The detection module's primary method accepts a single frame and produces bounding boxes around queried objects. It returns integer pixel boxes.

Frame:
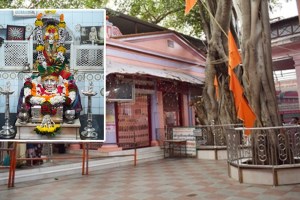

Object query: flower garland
[44,25,59,41]
[34,115,61,137]
[34,124,61,137]
[23,78,78,116]
[34,12,66,75]
[25,12,78,120]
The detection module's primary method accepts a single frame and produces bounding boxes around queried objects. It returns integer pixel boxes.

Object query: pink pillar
[151,91,164,146]
[157,91,164,128]
[181,94,189,126]
[295,63,300,105]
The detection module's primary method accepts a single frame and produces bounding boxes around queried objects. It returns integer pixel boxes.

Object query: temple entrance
[117,94,151,149]
[163,92,181,127]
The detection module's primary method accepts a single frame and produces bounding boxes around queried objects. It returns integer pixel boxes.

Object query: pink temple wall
[122,35,205,64]
[107,39,205,80]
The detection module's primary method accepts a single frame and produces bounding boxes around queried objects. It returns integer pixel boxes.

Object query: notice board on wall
[172,127,196,156]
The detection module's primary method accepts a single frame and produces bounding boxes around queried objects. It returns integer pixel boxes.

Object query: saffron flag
[228,31,241,69]
[237,98,256,136]
[228,30,256,134]
[185,0,197,15]
[214,75,219,100]
[228,68,243,110]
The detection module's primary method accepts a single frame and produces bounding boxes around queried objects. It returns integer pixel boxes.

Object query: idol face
[48,34,54,44]
[42,75,58,92]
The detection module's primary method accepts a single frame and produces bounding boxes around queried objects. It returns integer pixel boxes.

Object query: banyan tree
[190,0,289,165]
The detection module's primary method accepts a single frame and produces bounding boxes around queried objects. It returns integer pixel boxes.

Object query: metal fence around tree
[194,123,243,147]
[227,125,300,166]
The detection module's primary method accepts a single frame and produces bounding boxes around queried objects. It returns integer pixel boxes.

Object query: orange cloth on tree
[237,98,256,136]
[228,68,244,111]
[228,30,256,134]
[214,75,219,100]
[228,31,242,69]
[185,0,197,15]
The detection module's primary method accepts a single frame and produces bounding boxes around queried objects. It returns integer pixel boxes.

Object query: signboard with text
[172,127,196,156]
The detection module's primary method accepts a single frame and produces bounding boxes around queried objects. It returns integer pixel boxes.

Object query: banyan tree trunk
[193,0,286,164]
[194,0,237,127]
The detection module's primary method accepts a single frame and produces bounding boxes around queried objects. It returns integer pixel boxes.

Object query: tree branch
[153,7,184,24]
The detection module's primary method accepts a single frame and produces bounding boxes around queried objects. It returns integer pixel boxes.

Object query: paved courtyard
[1,158,300,200]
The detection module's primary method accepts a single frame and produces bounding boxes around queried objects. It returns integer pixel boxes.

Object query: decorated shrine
[23,13,81,119]
[0,9,105,142]
[0,9,106,142]
[14,12,83,139]
[0,9,104,177]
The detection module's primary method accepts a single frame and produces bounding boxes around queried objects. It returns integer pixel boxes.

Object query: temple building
[104,14,206,151]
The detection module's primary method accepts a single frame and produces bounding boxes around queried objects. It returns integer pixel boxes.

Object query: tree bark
[195,0,280,126]
[234,0,280,127]
[194,0,235,126]
[193,1,282,160]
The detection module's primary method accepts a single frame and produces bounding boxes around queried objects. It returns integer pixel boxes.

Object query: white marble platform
[15,118,81,140]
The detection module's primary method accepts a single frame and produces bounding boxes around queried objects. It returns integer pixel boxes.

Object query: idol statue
[17,12,82,122]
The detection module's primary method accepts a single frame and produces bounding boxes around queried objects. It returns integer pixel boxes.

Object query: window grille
[75,47,104,70]
[0,32,104,71]
[3,42,29,69]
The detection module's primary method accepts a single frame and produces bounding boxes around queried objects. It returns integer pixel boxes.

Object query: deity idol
[89,26,98,42]
[17,12,82,122]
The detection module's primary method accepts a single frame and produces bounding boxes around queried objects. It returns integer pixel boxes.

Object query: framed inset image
[80,26,104,45]
[13,10,36,17]
[6,25,26,40]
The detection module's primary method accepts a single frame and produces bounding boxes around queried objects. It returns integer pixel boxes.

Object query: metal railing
[227,125,300,166]
[156,124,243,149]
[271,17,300,39]
[194,123,242,147]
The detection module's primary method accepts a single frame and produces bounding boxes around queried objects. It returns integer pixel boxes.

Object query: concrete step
[0,147,164,185]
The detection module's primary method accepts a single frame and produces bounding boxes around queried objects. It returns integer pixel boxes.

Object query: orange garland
[44,95,55,101]
[30,82,69,101]
[31,83,37,96]
[64,82,69,96]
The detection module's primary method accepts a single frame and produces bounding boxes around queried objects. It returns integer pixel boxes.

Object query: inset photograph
[0,9,105,141]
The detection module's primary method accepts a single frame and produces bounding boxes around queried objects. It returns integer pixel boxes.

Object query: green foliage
[4,0,109,9]
[109,0,285,38]
[110,0,203,37]
[0,0,284,38]
[0,0,12,8]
